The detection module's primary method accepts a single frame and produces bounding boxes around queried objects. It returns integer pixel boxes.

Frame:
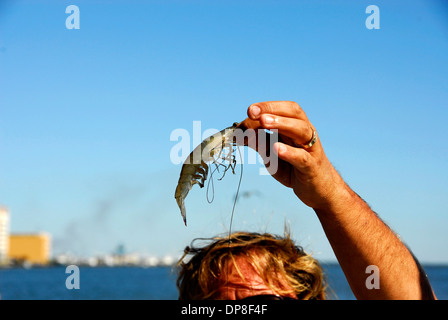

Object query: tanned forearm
[314,179,435,300]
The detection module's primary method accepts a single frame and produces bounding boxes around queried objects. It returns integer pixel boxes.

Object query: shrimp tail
[177,196,187,226]
[175,161,209,226]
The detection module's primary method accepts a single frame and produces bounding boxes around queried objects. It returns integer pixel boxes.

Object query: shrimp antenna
[206,144,236,203]
[206,163,217,204]
[205,146,224,204]
[205,154,229,204]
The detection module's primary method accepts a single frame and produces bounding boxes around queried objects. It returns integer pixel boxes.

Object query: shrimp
[174,122,240,226]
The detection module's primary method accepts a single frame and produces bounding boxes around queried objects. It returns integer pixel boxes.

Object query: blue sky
[1,0,447,263]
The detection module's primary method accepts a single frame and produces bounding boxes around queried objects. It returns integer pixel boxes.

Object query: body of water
[0,264,446,300]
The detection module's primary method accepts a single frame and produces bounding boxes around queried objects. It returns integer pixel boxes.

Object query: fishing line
[226,144,243,299]
[202,139,244,298]
[228,145,243,243]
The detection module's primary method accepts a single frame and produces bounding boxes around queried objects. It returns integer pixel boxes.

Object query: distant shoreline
[1,261,447,270]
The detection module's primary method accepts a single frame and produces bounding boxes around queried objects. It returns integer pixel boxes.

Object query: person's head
[176,231,326,300]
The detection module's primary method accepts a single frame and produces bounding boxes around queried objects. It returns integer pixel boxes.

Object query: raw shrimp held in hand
[174,122,242,226]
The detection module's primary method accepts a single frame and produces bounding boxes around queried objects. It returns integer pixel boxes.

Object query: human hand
[238,101,347,210]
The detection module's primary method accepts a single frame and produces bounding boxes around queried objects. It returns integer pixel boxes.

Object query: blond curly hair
[177,231,326,300]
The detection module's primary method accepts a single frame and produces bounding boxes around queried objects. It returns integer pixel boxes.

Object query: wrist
[312,168,362,218]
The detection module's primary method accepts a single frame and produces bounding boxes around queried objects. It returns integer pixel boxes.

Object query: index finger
[247,101,310,122]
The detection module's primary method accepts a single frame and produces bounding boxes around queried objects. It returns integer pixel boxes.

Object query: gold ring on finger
[302,128,317,149]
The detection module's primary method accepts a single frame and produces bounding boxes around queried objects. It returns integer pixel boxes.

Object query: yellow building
[8,233,51,265]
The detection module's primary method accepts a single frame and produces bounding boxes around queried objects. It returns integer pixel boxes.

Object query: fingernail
[264,115,274,124]
[250,105,261,118]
